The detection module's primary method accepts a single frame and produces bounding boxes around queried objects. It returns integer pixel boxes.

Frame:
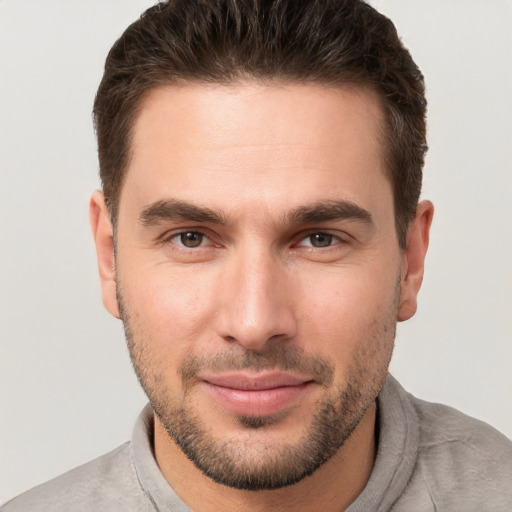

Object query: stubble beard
[117,283,398,491]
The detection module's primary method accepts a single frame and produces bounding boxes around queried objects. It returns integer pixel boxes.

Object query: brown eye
[308,233,334,247]
[178,232,204,248]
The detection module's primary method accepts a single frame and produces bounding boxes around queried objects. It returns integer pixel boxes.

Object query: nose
[215,246,297,351]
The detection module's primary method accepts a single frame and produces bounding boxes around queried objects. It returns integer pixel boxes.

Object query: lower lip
[203,382,311,417]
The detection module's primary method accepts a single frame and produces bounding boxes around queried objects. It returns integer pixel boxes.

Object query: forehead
[121,82,390,222]
[131,82,385,160]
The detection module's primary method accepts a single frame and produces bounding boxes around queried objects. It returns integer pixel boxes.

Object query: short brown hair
[93,0,427,248]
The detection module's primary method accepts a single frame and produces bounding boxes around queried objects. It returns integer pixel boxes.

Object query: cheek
[297,268,398,359]
[118,263,219,355]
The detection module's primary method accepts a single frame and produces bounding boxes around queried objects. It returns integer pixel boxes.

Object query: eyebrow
[139,199,226,226]
[288,200,373,226]
[139,198,372,228]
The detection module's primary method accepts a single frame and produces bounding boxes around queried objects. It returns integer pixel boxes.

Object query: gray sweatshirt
[3,375,511,511]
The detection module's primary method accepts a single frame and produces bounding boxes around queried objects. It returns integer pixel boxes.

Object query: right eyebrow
[139,199,226,226]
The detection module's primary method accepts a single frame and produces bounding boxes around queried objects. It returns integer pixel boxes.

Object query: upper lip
[202,372,312,391]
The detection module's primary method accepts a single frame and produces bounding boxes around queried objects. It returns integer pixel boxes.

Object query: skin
[90,83,433,511]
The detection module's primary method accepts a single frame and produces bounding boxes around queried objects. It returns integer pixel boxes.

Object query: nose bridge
[217,241,296,349]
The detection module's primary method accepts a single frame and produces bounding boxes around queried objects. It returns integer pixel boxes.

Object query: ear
[398,200,434,322]
[89,190,120,319]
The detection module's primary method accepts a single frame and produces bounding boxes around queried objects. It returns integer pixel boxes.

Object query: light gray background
[1,0,511,504]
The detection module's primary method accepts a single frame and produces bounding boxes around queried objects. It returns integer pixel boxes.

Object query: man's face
[94,83,422,490]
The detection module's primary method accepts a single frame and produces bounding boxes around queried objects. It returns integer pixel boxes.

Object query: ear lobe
[89,190,120,319]
[398,200,434,322]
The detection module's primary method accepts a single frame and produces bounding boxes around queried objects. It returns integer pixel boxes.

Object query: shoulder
[412,394,512,465]
[408,393,512,509]
[1,442,155,512]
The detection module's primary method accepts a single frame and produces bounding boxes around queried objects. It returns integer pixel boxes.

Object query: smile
[200,372,314,417]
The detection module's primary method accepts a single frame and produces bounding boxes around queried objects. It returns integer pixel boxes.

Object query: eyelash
[295,232,345,249]
[161,229,348,251]
[162,230,215,249]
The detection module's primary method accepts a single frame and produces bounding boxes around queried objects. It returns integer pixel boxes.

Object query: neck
[154,403,377,512]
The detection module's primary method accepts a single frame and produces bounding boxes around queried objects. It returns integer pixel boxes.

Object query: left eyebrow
[288,200,373,225]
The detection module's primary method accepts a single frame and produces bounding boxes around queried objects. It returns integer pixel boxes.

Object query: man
[2,0,511,510]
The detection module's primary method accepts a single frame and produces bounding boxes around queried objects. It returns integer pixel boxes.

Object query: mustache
[179,345,335,388]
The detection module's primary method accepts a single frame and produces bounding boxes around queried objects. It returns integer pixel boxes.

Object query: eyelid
[173,231,207,248]
[160,228,216,248]
[294,230,349,248]
[157,227,351,251]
